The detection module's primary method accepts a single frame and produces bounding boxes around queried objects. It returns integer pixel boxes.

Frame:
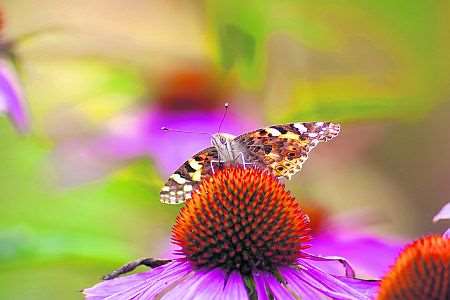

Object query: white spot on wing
[191,169,202,181]
[170,173,187,184]
[294,123,307,133]
[266,127,281,136]
[188,159,202,170]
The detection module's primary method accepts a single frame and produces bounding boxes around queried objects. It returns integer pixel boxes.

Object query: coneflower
[377,235,450,300]
[84,167,378,299]
[377,202,450,300]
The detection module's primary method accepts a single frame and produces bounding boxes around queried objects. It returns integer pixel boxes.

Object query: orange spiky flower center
[172,167,311,274]
[377,235,450,300]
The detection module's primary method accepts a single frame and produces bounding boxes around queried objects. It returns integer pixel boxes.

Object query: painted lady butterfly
[160,122,340,204]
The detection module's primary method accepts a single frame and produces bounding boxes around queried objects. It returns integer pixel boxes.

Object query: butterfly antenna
[217,102,229,133]
[160,127,210,135]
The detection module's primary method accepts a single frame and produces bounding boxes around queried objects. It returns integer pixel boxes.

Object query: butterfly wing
[160,147,219,204]
[235,122,340,179]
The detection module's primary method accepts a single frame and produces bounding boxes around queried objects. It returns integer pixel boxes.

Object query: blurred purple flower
[53,105,259,185]
[95,105,258,177]
[0,58,28,132]
[84,167,378,300]
[53,66,259,184]
[302,205,404,278]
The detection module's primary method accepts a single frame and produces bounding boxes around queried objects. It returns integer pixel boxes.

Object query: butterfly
[160,122,340,204]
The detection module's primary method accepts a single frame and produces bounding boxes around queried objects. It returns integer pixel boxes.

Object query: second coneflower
[376,202,450,300]
[84,167,378,299]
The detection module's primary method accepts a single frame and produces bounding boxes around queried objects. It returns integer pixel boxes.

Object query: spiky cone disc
[377,235,450,300]
[172,166,311,275]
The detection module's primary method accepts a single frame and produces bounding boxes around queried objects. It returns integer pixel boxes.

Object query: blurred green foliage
[0,119,178,299]
[208,0,448,122]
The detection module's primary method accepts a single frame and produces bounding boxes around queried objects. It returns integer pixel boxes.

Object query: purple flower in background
[0,57,28,132]
[53,66,259,184]
[84,167,378,299]
[90,105,258,177]
[302,205,404,278]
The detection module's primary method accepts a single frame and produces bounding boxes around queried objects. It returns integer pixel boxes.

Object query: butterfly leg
[210,160,226,173]
[102,258,171,280]
[234,152,254,169]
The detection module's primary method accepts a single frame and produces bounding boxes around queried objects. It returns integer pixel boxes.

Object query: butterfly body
[160,122,340,204]
[211,133,238,163]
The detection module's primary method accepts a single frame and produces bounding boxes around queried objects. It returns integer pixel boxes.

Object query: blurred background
[0,1,449,299]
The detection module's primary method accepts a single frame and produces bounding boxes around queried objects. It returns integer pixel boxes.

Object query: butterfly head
[211,133,236,160]
[211,133,234,148]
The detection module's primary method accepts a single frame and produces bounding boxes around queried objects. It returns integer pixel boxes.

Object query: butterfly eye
[219,136,227,144]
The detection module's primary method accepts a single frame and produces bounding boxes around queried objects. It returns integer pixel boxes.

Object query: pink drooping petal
[334,276,379,297]
[297,260,379,300]
[282,266,361,300]
[307,234,402,278]
[433,202,450,223]
[302,253,356,278]
[0,59,28,132]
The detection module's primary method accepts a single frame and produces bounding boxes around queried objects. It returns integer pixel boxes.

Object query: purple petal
[433,202,450,223]
[84,268,166,298]
[83,261,191,300]
[160,268,226,300]
[281,266,361,300]
[262,272,296,300]
[0,59,28,132]
[219,271,248,300]
[280,267,327,299]
[252,271,269,300]
[443,229,450,239]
